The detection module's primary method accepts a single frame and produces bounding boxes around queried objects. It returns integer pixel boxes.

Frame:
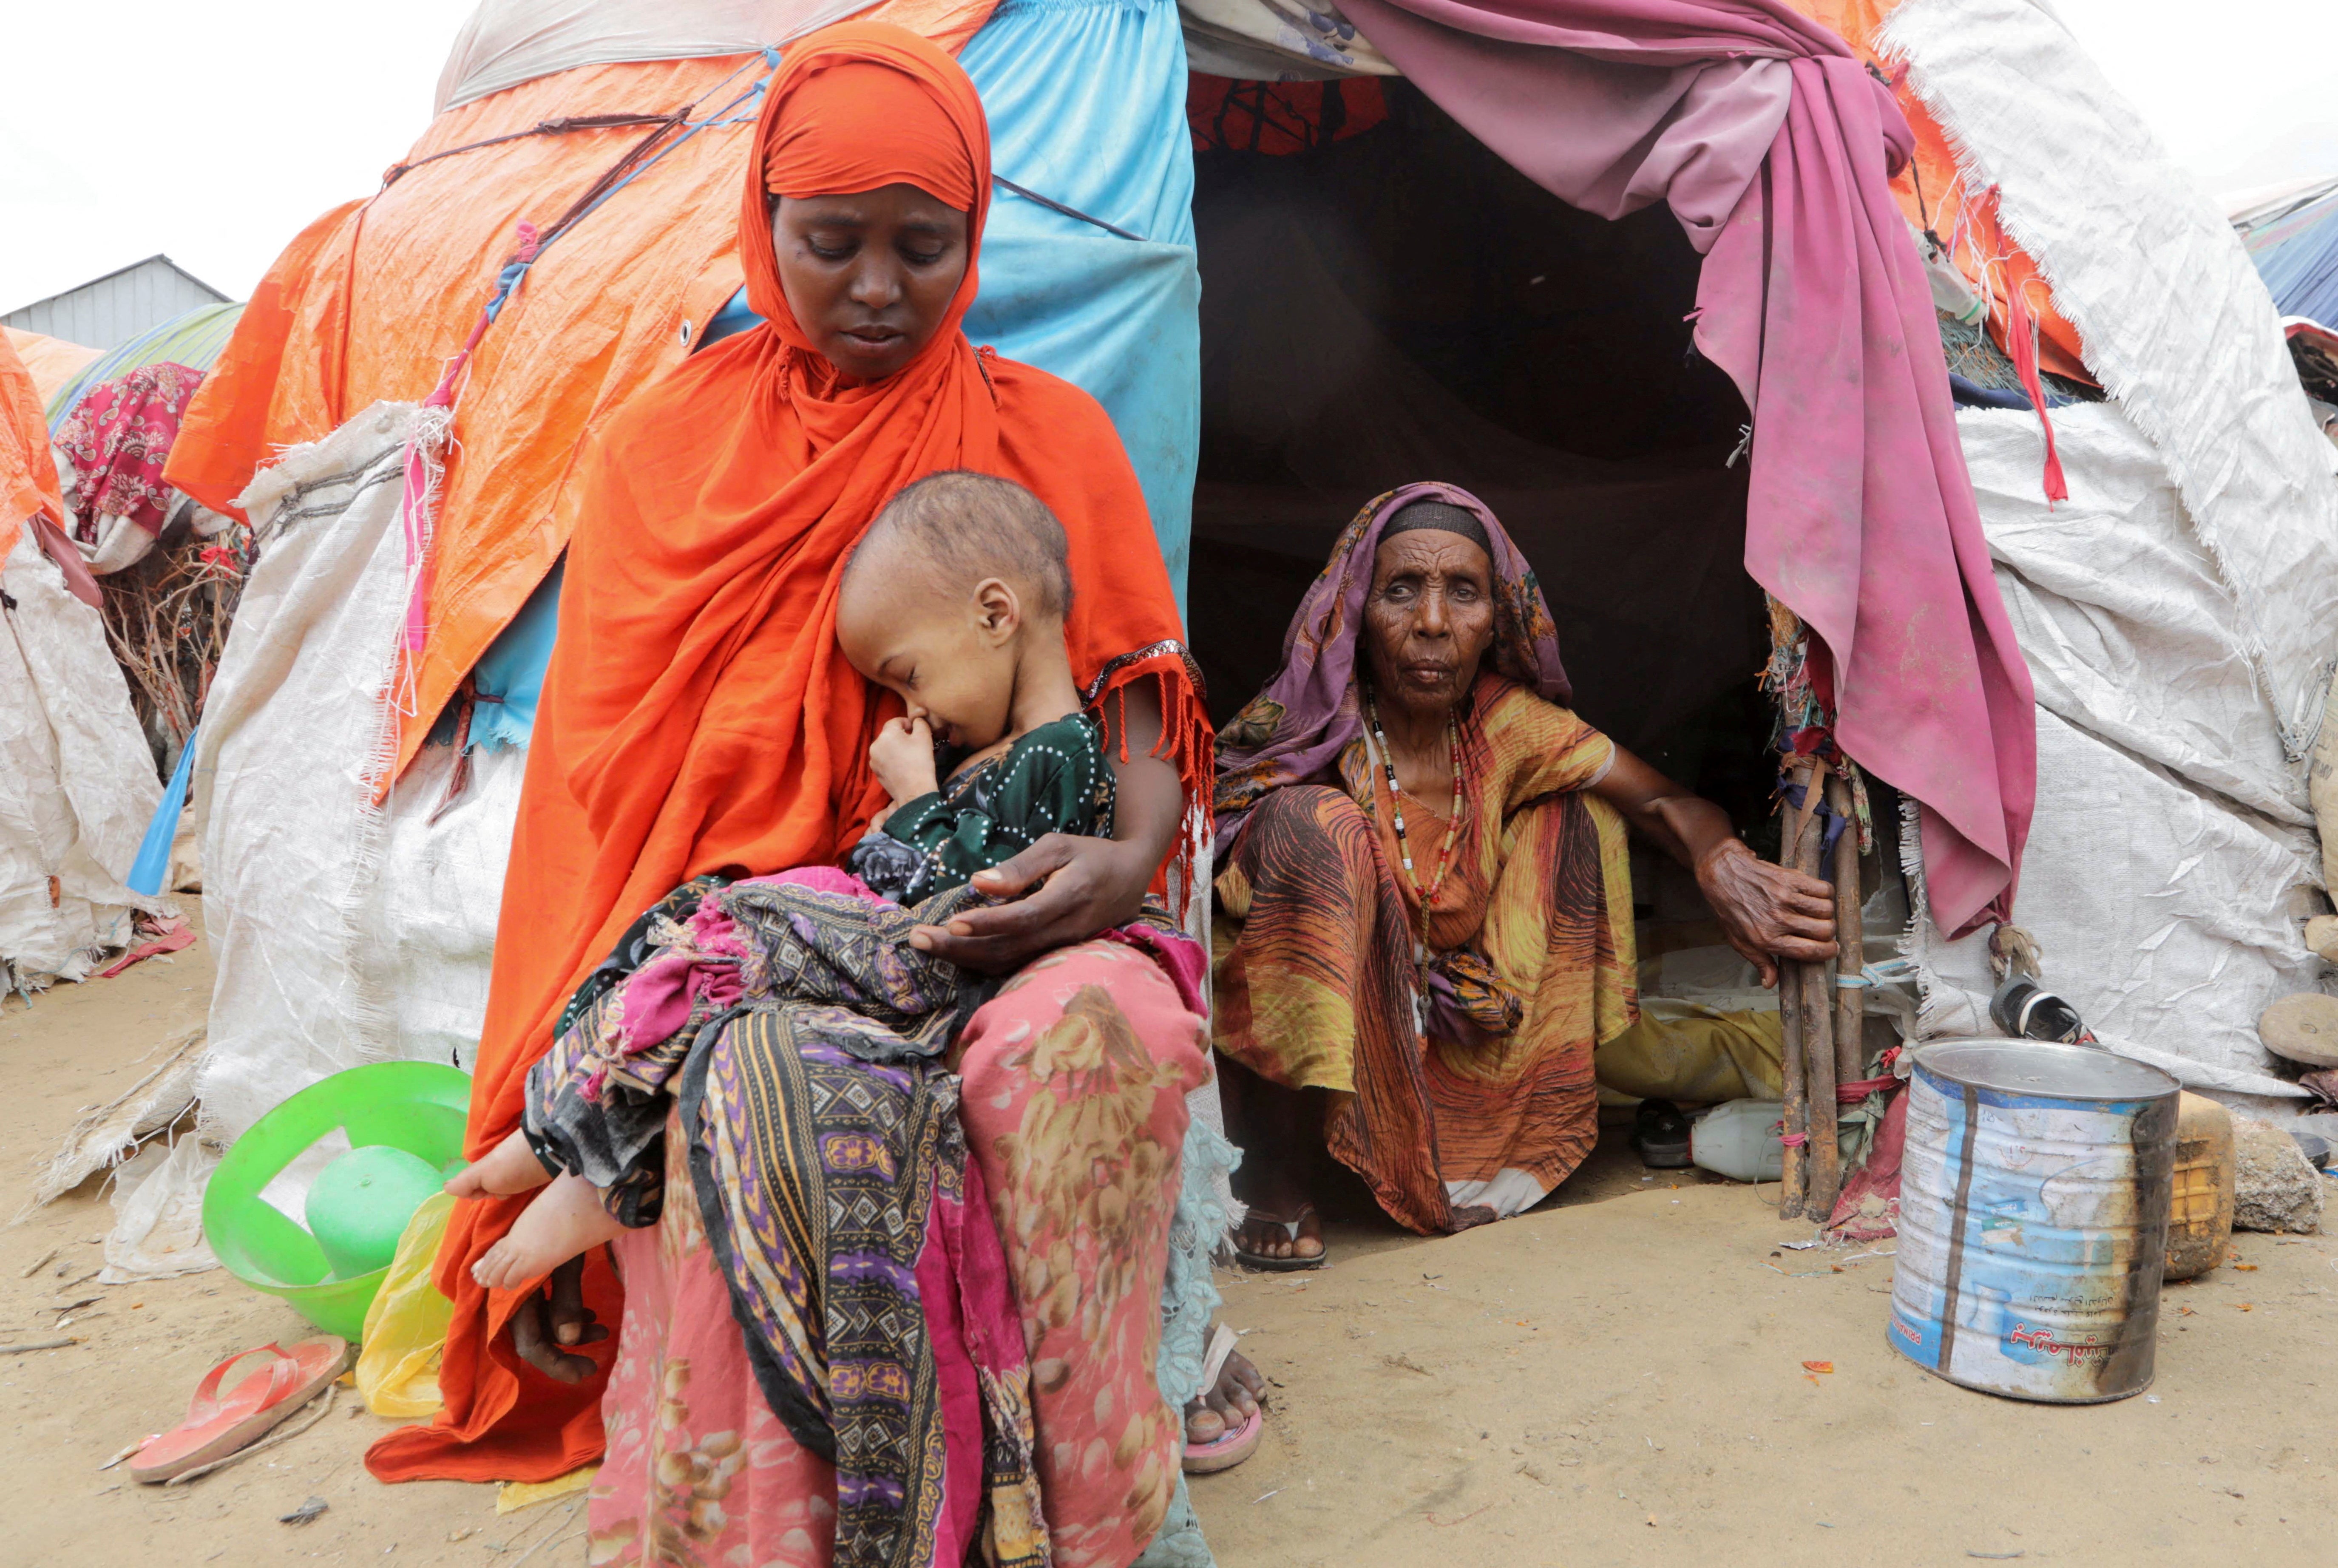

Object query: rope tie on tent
[1978,185,2068,506]
[991,176,1143,241]
[388,52,781,715]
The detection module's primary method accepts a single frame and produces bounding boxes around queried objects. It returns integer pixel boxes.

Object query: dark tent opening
[1186,78,1781,851]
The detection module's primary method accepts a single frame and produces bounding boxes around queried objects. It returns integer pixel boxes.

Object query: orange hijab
[369,21,1205,1484]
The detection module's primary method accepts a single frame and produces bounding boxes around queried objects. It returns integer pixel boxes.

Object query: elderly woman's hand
[1695,839,1837,987]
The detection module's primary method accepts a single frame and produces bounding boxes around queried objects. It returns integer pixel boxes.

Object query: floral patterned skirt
[588,938,1212,1568]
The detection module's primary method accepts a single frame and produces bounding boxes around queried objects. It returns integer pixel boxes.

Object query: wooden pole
[1776,759,1810,1219]
[1828,770,1867,1084]
[1794,760,1841,1222]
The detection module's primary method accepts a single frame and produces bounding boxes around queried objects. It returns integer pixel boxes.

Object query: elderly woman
[369,26,1255,1565]
[1212,484,1835,1264]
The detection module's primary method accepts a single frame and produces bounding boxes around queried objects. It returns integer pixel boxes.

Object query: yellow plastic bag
[356,1191,455,1418]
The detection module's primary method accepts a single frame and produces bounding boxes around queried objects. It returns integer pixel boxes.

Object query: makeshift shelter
[131,0,2338,1287]
[4,327,99,405]
[0,331,165,994]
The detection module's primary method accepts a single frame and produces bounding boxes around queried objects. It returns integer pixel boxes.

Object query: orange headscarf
[368,21,1206,1485]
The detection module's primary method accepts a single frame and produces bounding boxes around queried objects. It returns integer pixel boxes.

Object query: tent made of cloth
[0,331,166,991]
[1188,0,2092,388]
[44,304,244,431]
[5,329,100,408]
[164,0,1199,788]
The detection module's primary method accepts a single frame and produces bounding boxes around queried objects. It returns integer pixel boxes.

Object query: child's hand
[870,716,940,805]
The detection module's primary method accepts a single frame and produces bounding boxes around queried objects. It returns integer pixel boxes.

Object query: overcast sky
[2,0,2333,315]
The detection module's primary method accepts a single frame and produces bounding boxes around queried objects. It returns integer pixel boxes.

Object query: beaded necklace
[1362,685,1465,1026]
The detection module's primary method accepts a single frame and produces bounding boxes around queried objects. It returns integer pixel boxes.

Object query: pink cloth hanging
[1335,0,2034,935]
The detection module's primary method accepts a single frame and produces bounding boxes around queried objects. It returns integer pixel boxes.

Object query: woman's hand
[909,832,1155,974]
[1695,838,1837,987]
[1591,741,1835,987]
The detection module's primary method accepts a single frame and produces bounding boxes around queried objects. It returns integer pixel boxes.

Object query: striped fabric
[45,303,244,431]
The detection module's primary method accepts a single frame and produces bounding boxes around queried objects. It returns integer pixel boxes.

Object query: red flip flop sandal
[1183,1324,1264,1475]
[129,1335,350,1484]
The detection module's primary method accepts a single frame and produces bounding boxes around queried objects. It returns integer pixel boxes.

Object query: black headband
[1381,499,1492,556]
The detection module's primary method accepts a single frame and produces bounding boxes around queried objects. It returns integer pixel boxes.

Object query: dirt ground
[7,928,2338,1566]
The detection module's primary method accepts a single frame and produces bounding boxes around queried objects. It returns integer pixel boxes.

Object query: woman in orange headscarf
[369,24,1215,1565]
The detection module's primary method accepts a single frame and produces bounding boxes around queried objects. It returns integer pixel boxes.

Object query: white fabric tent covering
[110,404,526,1277]
[1879,0,2338,1105]
[434,0,867,111]
[0,530,164,992]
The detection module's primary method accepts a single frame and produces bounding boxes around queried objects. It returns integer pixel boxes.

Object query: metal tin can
[1887,1039,2179,1403]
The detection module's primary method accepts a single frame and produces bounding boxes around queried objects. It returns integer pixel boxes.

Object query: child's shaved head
[846,470,1073,618]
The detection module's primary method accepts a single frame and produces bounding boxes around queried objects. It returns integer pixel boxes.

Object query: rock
[2307,915,2338,963]
[2257,992,2338,1068]
[2230,1116,2324,1234]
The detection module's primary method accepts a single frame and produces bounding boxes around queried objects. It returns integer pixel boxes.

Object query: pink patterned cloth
[1333,0,2035,936]
[591,938,1210,1568]
[54,362,202,539]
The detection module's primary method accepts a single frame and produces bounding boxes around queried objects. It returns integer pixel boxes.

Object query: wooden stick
[1828,770,1867,1083]
[1794,761,1841,1222]
[1776,762,1810,1219]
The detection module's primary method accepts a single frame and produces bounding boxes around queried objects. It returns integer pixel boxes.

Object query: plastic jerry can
[2162,1091,2234,1282]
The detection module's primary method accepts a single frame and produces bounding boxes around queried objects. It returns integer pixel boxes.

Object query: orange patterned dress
[1211,672,1637,1233]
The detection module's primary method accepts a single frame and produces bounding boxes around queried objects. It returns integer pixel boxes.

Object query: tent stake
[1828,769,1866,1083]
[1792,757,1841,1222]
[1776,761,1810,1219]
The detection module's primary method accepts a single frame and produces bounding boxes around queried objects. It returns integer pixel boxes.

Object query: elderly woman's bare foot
[445,1128,556,1200]
[471,1173,626,1290]
[1233,1203,1324,1268]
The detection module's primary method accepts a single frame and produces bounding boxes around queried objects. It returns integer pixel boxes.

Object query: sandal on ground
[129,1335,350,1484]
[1183,1323,1264,1475]
[1632,1098,1693,1168]
[1233,1203,1326,1272]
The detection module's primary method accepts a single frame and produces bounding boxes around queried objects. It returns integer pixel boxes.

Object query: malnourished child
[448,469,1117,1284]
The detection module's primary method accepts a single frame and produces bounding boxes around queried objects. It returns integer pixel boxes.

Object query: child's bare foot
[471,1174,627,1291]
[445,1129,555,1200]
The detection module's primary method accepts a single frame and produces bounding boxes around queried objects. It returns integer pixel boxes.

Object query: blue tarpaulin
[456,0,1200,748]
[2239,179,2338,331]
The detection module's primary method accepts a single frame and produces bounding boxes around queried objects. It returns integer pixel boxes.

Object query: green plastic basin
[201,1061,472,1340]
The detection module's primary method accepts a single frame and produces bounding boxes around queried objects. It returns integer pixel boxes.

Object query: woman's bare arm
[1591,741,1835,986]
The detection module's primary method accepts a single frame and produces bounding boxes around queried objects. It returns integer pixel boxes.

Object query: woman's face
[1362,528,1496,721]
[771,183,971,381]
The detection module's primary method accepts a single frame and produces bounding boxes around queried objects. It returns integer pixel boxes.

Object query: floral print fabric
[590,938,1209,1568]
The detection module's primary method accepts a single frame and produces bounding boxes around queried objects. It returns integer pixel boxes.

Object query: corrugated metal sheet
[2,256,233,352]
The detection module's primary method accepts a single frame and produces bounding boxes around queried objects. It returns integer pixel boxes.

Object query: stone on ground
[2231,1114,2325,1234]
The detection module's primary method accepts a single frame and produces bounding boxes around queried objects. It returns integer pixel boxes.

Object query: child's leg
[470,1172,629,1290]
[444,1127,556,1200]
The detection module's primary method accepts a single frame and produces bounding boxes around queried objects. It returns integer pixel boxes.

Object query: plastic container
[2162,1091,2235,1282]
[202,1061,472,1340]
[1689,1099,1859,1183]
[307,1144,449,1280]
[1888,1039,2177,1404]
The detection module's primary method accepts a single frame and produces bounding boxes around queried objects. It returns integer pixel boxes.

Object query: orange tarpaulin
[162,0,994,786]
[0,332,68,565]
[1789,0,2091,384]
[3,328,101,409]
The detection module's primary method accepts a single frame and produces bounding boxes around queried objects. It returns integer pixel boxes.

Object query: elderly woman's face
[771,184,971,381]
[1363,529,1496,718]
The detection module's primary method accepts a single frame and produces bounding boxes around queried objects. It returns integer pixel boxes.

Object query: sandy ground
[7,925,2338,1566]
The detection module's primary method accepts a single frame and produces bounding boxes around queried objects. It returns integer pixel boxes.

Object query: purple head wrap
[1212,482,1569,844]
